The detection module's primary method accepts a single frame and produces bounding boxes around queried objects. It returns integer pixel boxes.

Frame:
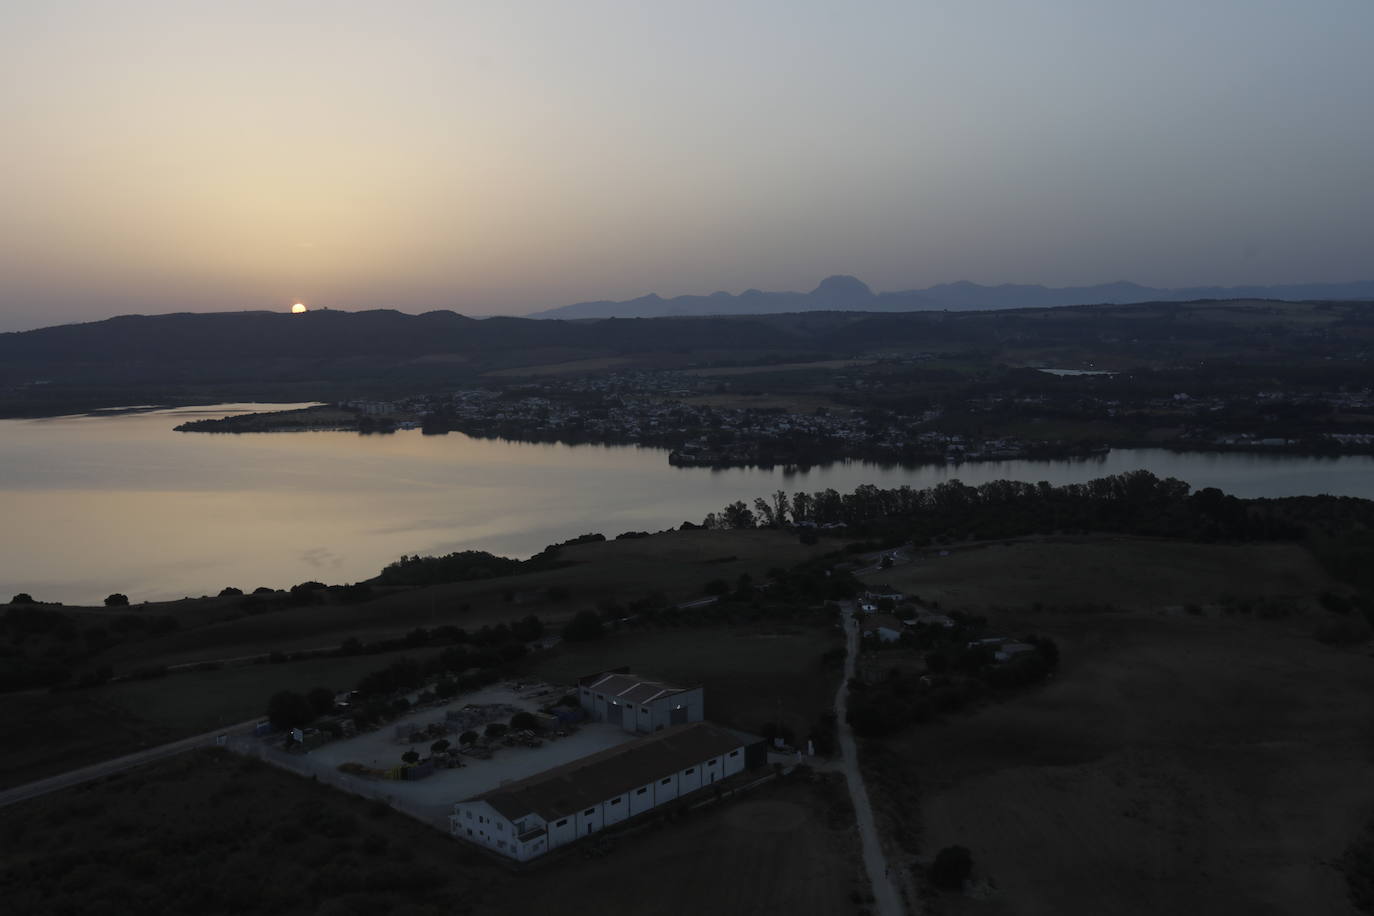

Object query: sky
[2,1,1372,331]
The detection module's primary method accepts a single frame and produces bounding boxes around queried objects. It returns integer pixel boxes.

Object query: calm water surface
[3,404,1372,605]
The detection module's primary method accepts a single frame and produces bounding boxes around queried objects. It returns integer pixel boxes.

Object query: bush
[510,711,537,731]
[929,845,973,890]
[459,730,478,746]
[484,722,508,739]
[267,690,314,731]
[307,686,336,717]
[561,610,604,642]
[104,593,130,607]
[218,587,243,597]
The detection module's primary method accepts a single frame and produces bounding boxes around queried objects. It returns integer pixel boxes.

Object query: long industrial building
[450,721,762,861]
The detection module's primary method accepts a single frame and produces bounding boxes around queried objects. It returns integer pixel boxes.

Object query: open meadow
[0,646,449,789]
[882,537,1341,614]
[92,528,821,669]
[856,539,1374,915]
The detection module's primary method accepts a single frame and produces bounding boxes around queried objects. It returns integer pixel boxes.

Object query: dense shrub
[929,845,973,890]
[562,610,604,642]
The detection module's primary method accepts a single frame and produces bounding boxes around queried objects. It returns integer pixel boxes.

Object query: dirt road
[836,610,907,916]
[0,718,258,809]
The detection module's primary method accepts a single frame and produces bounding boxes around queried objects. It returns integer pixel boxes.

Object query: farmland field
[95,529,823,669]
[860,607,1374,915]
[881,537,1342,614]
[0,647,447,789]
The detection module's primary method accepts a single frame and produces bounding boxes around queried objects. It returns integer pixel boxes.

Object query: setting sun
[291,303,307,314]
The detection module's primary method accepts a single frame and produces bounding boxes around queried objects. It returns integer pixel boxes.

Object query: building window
[729,750,739,758]
[684,768,695,775]
[497,823,504,832]
[709,759,717,765]
[467,811,473,818]
[556,818,568,827]
[584,808,595,816]
[597,694,604,700]
[636,787,647,795]
[641,707,648,712]
[660,777,671,785]
[498,841,506,850]
[467,828,473,837]
[610,798,621,806]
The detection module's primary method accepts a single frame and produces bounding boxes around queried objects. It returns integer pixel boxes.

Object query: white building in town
[578,670,704,734]
[450,722,755,861]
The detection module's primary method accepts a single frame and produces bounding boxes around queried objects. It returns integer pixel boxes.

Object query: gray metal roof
[471,722,745,822]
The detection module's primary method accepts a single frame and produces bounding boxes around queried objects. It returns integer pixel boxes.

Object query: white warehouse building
[578,670,704,734]
[450,722,758,861]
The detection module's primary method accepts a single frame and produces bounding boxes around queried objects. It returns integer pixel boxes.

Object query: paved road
[0,718,260,810]
[835,610,906,916]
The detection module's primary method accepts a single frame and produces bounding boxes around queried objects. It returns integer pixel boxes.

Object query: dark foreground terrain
[0,749,862,916]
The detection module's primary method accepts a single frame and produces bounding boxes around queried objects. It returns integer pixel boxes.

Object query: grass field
[882,538,1342,614]
[0,647,447,789]
[481,772,864,916]
[1,749,864,916]
[522,623,843,740]
[96,528,823,669]
[853,539,1374,915]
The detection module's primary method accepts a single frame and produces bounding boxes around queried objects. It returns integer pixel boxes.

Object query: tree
[267,690,314,731]
[10,593,35,604]
[401,750,420,765]
[484,722,508,739]
[459,730,478,746]
[218,587,243,597]
[430,739,450,755]
[562,610,604,642]
[929,845,973,890]
[307,686,336,717]
[510,711,537,731]
[104,593,130,607]
[723,500,756,529]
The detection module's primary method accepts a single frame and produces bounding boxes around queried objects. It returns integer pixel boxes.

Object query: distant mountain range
[531,276,1374,319]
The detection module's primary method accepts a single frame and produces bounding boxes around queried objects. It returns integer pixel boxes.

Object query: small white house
[578,670,704,734]
[450,722,756,861]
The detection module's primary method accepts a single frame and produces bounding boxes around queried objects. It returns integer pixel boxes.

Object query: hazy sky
[2,1,1372,331]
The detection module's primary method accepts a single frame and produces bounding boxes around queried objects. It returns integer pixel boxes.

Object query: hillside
[3,298,1373,418]
[533,276,1374,319]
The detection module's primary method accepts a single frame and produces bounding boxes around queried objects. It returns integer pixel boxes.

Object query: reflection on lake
[3,404,1372,605]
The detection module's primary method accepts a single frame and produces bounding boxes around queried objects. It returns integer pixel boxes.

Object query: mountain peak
[810,275,874,301]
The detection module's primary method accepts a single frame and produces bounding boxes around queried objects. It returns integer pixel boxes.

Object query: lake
[4,404,1372,605]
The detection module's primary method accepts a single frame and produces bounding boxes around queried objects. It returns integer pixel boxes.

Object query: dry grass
[883,538,1339,614]
[479,774,864,916]
[3,749,861,916]
[98,529,823,668]
[862,608,1374,915]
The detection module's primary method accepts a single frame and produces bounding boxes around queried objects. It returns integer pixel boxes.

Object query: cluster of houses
[855,591,1040,664]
